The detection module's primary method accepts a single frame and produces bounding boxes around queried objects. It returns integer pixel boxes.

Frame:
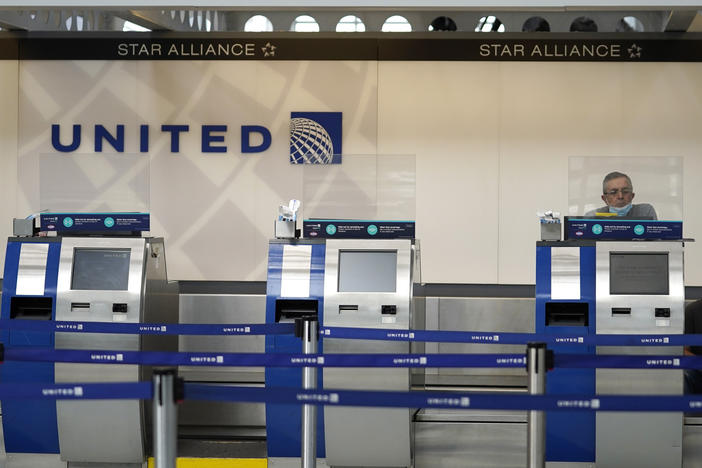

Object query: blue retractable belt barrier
[555,353,702,369]
[184,384,702,413]
[322,326,702,346]
[4,319,702,346]
[3,348,526,368]
[8,347,702,370]
[0,319,295,336]
[3,380,702,413]
[0,382,152,400]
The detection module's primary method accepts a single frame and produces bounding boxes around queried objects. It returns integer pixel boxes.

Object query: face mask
[609,203,632,216]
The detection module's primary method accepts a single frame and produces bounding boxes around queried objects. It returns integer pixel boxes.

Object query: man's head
[601,171,635,208]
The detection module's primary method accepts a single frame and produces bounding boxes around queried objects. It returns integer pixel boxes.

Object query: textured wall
[7,59,702,284]
[0,60,18,273]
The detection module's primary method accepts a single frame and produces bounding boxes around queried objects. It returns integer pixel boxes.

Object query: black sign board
[1,31,702,62]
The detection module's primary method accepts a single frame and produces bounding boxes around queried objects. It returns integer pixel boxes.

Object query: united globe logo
[290,112,342,164]
[290,118,332,163]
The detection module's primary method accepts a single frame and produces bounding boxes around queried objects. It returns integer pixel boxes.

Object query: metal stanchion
[298,316,319,468]
[526,342,548,468]
[153,368,180,468]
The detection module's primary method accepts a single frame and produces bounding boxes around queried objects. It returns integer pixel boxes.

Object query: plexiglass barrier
[302,154,416,221]
[39,154,150,214]
[568,156,682,221]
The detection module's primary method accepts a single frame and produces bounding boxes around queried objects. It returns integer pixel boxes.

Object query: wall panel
[378,62,500,284]
[7,54,702,285]
[0,60,18,272]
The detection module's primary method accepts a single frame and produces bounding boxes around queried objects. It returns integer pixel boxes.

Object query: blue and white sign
[290,112,342,164]
[41,213,150,233]
[304,219,415,239]
[566,219,682,240]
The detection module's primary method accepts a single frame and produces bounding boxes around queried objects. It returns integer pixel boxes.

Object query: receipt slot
[323,239,416,467]
[53,236,177,464]
[595,241,684,468]
[0,237,61,453]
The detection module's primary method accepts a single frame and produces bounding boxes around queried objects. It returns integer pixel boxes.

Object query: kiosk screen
[71,248,131,291]
[338,250,397,293]
[609,252,669,295]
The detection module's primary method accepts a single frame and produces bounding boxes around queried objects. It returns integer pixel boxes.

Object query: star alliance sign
[116,40,277,58]
[478,42,638,59]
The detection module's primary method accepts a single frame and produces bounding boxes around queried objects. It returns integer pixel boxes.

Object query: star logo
[262,42,277,57]
[628,43,642,59]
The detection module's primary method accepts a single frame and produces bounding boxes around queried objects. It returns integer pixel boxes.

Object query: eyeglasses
[604,188,633,196]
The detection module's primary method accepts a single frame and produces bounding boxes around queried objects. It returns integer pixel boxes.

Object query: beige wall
[7,59,702,285]
[378,61,702,285]
[0,61,18,272]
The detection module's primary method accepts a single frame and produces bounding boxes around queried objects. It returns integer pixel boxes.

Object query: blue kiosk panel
[535,241,596,463]
[0,238,61,453]
[265,240,326,458]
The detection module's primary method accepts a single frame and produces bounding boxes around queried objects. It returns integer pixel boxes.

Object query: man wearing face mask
[585,171,658,219]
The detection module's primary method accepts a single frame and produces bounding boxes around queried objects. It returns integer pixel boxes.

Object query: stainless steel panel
[54,237,149,463]
[434,297,534,386]
[325,406,411,467]
[268,457,329,468]
[323,239,412,330]
[55,237,147,330]
[178,382,265,429]
[323,239,413,467]
[179,294,265,382]
[414,420,526,468]
[596,412,682,468]
[596,242,684,335]
[684,421,702,468]
[281,244,312,298]
[596,361,683,395]
[55,365,144,463]
[595,242,684,468]
[178,294,266,432]
[140,239,179,358]
[416,408,527,423]
[15,243,49,296]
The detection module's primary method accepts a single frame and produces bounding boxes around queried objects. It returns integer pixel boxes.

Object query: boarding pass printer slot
[275,299,318,322]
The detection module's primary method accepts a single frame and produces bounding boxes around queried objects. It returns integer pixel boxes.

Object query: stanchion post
[526,342,548,468]
[297,316,319,468]
[153,368,181,468]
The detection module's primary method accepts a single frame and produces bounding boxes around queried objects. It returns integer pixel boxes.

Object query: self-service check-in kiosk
[265,219,418,467]
[1,213,177,464]
[536,217,685,467]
